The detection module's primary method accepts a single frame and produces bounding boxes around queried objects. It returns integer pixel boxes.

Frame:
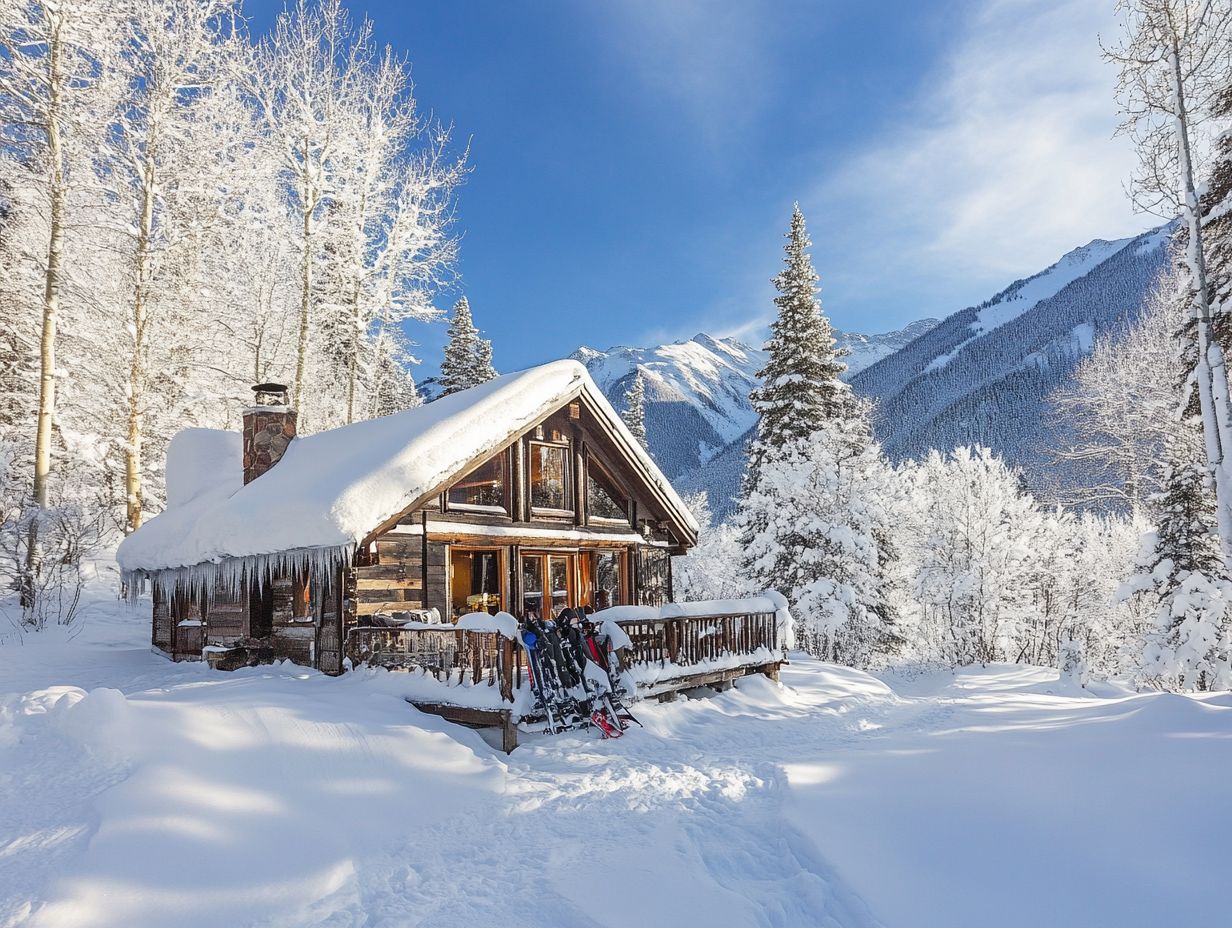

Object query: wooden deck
[346,608,785,752]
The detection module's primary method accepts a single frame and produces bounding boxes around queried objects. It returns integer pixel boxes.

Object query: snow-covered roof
[118,360,697,578]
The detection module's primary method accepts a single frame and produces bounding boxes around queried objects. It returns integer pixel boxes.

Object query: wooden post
[501,711,518,754]
[499,637,515,702]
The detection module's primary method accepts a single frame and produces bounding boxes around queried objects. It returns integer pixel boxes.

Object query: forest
[0,0,469,629]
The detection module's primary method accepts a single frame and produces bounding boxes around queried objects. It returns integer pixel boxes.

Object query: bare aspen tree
[365,136,466,417]
[1050,265,1196,511]
[0,0,127,597]
[108,0,246,531]
[1107,0,1232,566]
[248,0,371,424]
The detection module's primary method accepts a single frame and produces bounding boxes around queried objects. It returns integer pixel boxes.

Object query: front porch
[344,596,790,752]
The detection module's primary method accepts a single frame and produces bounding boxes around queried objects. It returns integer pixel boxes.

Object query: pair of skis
[522,614,635,739]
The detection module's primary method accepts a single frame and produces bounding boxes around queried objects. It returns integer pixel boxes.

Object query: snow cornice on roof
[117,360,697,584]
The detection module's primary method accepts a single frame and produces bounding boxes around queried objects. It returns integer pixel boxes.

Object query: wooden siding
[152,587,172,652]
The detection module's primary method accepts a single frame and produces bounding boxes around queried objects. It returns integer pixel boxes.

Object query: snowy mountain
[839,318,941,376]
[850,222,1175,501]
[571,320,937,482]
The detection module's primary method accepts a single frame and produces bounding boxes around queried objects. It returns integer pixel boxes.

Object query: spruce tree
[746,203,848,480]
[439,296,496,396]
[622,368,648,450]
[475,336,497,384]
[1132,428,1232,692]
[736,204,896,666]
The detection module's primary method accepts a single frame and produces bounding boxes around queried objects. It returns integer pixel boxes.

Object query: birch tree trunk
[25,15,67,602]
[293,141,312,416]
[125,149,156,533]
[1168,35,1232,567]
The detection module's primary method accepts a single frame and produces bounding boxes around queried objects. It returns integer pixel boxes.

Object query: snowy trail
[5,615,1232,928]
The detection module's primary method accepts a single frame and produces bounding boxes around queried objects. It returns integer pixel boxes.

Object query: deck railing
[346,605,782,705]
[346,626,522,701]
[617,611,780,669]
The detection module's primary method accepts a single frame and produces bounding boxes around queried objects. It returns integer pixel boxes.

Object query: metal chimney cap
[251,383,290,406]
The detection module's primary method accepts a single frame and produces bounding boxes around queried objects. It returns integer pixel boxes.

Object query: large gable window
[530,442,571,512]
[448,453,507,511]
[587,464,630,524]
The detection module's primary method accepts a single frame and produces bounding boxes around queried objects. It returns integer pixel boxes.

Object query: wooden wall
[351,527,448,621]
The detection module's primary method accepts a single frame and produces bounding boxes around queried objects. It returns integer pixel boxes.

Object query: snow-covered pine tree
[744,203,847,484]
[621,368,648,450]
[1201,82,1232,353]
[439,296,495,396]
[1126,425,1232,691]
[736,205,896,666]
[475,336,496,384]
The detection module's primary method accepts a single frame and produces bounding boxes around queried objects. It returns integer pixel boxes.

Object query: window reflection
[530,443,569,510]
[448,455,506,510]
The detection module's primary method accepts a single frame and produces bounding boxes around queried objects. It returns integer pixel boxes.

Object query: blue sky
[246,0,1157,374]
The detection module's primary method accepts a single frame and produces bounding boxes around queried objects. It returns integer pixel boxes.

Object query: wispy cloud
[811,0,1150,322]
[589,0,779,144]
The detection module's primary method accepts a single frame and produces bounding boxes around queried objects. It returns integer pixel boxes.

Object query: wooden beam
[355,577,423,591]
[405,700,518,754]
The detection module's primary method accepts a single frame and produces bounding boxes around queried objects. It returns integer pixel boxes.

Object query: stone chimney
[242,383,297,484]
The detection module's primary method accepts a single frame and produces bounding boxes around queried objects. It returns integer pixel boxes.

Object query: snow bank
[455,611,520,640]
[163,428,242,509]
[118,360,698,583]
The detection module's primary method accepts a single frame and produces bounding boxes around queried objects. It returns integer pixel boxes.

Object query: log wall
[353,525,448,620]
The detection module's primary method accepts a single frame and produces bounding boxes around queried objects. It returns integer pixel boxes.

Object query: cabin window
[449,547,503,619]
[521,552,575,617]
[447,454,507,511]
[587,464,630,523]
[593,550,626,609]
[292,571,311,621]
[529,442,571,512]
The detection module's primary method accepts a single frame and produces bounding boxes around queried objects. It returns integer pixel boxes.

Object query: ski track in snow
[4,613,1232,928]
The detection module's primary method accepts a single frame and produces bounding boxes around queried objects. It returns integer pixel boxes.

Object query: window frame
[520,550,577,617]
[589,548,628,609]
[585,457,633,526]
[527,439,574,517]
[445,449,511,515]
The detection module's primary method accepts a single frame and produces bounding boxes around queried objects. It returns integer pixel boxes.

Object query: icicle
[122,544,354,604]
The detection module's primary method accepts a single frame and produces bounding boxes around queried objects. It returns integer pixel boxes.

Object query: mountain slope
[850,223,1174,499]
[572,321,936,482]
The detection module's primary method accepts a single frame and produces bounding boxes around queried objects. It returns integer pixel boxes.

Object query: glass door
[520,552,576,618]
[548,555,573,616]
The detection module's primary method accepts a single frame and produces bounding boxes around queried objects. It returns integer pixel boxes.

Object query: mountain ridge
[571,319,938,481]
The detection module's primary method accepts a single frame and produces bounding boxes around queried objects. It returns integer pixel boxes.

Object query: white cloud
[810,0,1153,316]
[589,0,779,143]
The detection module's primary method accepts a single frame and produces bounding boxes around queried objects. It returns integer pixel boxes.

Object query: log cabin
[117,360,703,674]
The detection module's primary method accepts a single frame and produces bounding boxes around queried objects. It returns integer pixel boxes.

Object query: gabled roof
[117,360,698,577]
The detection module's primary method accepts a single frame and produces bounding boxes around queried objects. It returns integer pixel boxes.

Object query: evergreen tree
[736,204,895,666]
[475,336,496,384]
[745,203,848,481]
[622,368,648,450]
[1128,427,1232,691]
[439,296,496,396]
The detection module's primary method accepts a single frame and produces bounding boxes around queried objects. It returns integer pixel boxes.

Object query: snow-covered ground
[4,600,1231,928]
